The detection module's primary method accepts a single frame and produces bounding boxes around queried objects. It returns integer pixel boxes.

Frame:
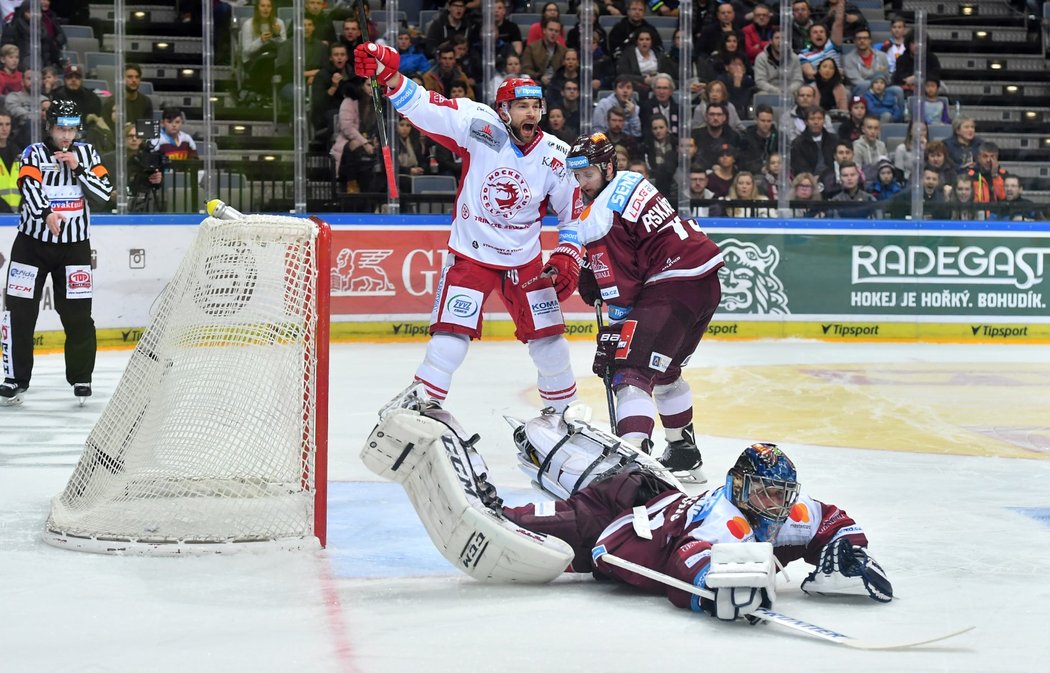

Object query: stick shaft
[593,301,617,430]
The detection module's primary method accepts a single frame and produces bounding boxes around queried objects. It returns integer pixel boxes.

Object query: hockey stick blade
[593,549,974,650]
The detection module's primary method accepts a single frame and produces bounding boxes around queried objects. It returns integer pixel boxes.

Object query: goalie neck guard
[725,443,800,542]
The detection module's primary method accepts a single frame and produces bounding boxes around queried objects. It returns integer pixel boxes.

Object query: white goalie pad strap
[516,408,682,500]
[361,410,573,583]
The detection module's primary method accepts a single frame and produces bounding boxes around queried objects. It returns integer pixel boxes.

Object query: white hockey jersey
[388,77,581,269]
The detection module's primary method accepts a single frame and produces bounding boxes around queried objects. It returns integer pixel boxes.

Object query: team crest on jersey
[469,119,505,150]
[480,167,532,218]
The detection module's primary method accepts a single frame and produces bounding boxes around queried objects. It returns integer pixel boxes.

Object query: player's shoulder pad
[467,109,509,151]
[606,171,644,214]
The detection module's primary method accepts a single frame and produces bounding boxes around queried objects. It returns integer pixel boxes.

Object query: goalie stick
[592,546,974,650]
[356,0,398,199]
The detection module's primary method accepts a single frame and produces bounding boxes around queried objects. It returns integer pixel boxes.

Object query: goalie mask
[726,443,800,542]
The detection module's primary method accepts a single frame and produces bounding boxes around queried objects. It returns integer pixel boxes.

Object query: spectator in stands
[947,173,982,221]
[558,79,582,133]
[920,78,952,126]
[527,3,566,46]
[741,104,778,173]
[241,0,286,100]
[852,115,886,176]
[602,105,641,160]
[52,66,102,120]
[965,141,1007,204]
[843,27,892,97]
[451,35,481,89]
[102,64,155,131]
[995,175,1040,221]
[837,96,868,143]
[694,79,745,131]
[790,106,838,178]
[311,43,355,143]
[593,75,641,137]
[924,139,956,186]
[152,107,198,161]
[338,18,365,55]
[816,0,866,42]
[640,73,681,139]
[755,152,781,199]
[798,1,844,83]
[692,102,744,169]
[862,74,904,123]
[489,0,524,56]
[304,0,337,44]
[754,25,803,97]
[891,31,942,95]
[944,115,983,169]
[491,53,524,104]
[742,2,775,64]
[696,1,742,57]
[780,84,833,142]
[893,119,926,180]
[608,0,663,59]
[0,44,21,95]
[548,48,581,106]
[820,139,854,198]
[688,164,717,217]
[395,117,427,195]
[542,105,576,144]
[724,171,773,217]
[828,160,877,218]
[331,90,378,193]
[706,144,739,198]
[522,18,567,87]
[4,0,66,70]
[920,165,949,219]
[618,28,668,94]
[648,0,680,18]
[566,7,608,57]
[6,68,52,148]
[700,31,748,83]
[423,42,476,99]
[396,28,432,80]
[718,54,756,120]
[425,0,474,59]
[878,15,908,75]
[0,112,19,212]
[790,0,815,52]
[866,158,904,202]
[614,144,631,172]
[103,122,165,213]
[789,172,823,217]
[644,113,677,199]
[813,57,847,113]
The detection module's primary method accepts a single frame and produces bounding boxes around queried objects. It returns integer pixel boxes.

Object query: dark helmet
[725,443,800,542]
[567,132,616,171]
[46,99,83,132]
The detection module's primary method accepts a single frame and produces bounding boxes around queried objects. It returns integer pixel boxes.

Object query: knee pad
[611,367,655,395]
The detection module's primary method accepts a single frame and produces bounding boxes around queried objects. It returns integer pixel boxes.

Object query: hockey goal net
[43,214,331,554]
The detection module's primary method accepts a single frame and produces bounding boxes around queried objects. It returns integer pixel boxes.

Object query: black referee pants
[3,232,96,388]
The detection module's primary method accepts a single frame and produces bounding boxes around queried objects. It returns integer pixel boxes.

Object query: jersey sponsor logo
[625,181,656,220]
[446,293,479,318]
[572,190,584,220]
[469,118,505,150]
[65,265,92,300]
[542,154,566,178]
[50,198,84,213]
[607,172,642,213]
[614,320,637,360]
[726,516,752,539]
[40,162,59,171]
[7,262,38,299]
[526,285,562,330]
[389,77,418,108]
[789,502,811,523]
[648,351,671,372]
[608,304,632,320]
[459,530,489,569]
[480,167,532,219]
[428,90,459,109]
[461,203,470,220]
[717,238,791,314]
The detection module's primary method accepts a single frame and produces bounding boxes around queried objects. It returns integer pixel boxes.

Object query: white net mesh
[44,215,326,553]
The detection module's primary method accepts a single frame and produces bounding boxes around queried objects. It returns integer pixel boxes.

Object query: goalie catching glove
[354,43,400,85]
[801,537,893,603]
[703,542,776,625]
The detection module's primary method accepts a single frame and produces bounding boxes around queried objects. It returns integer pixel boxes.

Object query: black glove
[578,266,600,306]
[801,537,893,603]
[593,324,622,377]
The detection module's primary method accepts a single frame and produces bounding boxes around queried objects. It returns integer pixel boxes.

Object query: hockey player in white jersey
[355,43,583,412]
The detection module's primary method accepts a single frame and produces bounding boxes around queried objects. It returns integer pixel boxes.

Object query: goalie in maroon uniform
[566,131,724,479]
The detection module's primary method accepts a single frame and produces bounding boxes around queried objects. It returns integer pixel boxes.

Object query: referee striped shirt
[17,141,113,244]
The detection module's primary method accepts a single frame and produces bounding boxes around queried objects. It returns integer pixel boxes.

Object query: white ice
[3,339,1049,673]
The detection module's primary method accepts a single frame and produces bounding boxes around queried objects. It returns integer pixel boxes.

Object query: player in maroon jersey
[566,131,724,479]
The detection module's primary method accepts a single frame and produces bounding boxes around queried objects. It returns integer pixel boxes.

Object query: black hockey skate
[74,383,92,406]
[658,425,707,484]
[0,379,27,405]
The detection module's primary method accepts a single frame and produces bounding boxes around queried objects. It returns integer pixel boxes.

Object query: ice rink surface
[3,338,1050,673]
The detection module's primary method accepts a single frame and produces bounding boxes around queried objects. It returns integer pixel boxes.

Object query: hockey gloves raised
[543,245,582,302]
[593,324,622,377]
[703,542,776,625]
[801,537,893,603]
[354,43,400,86]
[577,265,600,307]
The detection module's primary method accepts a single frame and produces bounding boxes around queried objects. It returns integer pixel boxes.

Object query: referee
[1,99,113,404]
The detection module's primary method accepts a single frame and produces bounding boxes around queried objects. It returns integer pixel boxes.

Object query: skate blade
[378,382,429,419]
[673,466,708,484]
[1,395,24,407]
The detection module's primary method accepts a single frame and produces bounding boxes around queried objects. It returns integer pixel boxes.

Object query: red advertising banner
[329,226,591,319]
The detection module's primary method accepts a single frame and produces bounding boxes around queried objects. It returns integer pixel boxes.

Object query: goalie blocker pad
[361,409,573,583]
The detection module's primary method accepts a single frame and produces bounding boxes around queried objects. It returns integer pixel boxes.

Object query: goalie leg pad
[361,409,574,583]
[704,542,777,623]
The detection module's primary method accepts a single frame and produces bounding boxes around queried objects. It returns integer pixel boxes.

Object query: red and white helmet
[494,76,546,117]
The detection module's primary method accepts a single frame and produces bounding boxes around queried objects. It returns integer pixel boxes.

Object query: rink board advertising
[1,218,1048,347]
